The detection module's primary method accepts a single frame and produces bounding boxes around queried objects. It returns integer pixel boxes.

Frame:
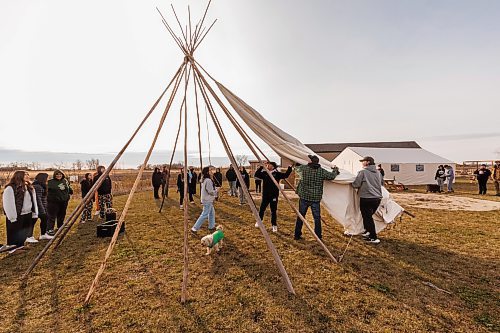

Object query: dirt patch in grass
[391,192,500,211]
[0,182,499,332]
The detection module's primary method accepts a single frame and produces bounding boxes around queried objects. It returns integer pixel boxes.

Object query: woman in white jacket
[191,167,217,232]
[2,170,39,248]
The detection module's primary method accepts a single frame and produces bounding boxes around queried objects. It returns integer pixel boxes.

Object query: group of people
[473,161,500,196]
[1,166,114,253]
[187,154,385,245]
[434,165,455,193]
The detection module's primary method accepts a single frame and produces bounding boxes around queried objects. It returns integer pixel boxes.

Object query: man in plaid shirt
[294,155,339,240]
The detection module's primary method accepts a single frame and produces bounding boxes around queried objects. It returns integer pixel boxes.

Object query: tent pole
[192,65,338,263]
[181,66,192,304]
[192,69,295,294]
[21,63,185,280]
[84,62,188,305]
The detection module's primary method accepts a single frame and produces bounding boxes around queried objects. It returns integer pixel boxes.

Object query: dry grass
[0,181,499,332]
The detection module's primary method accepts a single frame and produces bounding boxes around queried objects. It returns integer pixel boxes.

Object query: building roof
[346,147,454,164]
[305,141,421,153]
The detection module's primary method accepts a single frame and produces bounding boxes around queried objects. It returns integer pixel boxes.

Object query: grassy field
[0,181,499,332]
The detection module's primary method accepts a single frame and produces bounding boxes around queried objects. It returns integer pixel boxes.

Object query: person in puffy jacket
[2,170,39,248]
[93,166,112,219]
[47,169,73,231]
[152,167,163,199]
[352,156,384,244]
[31,173,53,240]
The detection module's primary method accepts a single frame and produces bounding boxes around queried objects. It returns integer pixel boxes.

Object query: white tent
[333,147,455,185]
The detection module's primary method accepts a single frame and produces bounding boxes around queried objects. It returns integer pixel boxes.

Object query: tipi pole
[192,69,295,294]
[52,63,185,249]
[22,63,185,280]
[192,65,338,263]
[181,66,192,304]
[159,97,185,213]
[84,62,188,305]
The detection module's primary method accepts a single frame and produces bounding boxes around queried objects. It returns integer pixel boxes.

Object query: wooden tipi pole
[84,62,187,305]
[192,68,295,294]
[22,63,185,280]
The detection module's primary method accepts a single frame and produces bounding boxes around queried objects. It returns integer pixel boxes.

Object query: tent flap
[217,81,404,235]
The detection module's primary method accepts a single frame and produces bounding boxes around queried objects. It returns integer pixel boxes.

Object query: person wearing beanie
[294,154,339,240]
[474,164,492,195]
[352,156,384,244]
[254,161,292,232]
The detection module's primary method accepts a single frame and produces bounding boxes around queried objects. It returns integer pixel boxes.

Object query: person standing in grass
[213,168,223,188]
[47,170,73,231]
[351,156,384,244]
[444,165,455,192]
[93,166,112,219]
[236,166,250,205]
[80,173,93,223]
[293,155,339,240]
[225,164,237,197]
[161,165,169,197]
[151,167,163,199]
[254,162,292,232]
[474,164,492,195]
[435,165,446,192]
[191,166,218,232]
[254,169,262,194]
[31,173,53,240]
[2,170,39,248]
[188,166,198,203]
[177,168,185,209]
[492,161,500,196]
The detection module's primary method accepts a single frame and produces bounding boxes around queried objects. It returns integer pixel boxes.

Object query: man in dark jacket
[352,156,384,244]
[255,162,292,232]
[294,155,339,240]
[474,164,492,195]
[152,167,163,199]
[213,168,223,188]
[188,167,197,203]
[47,170,73,230]
[225,165,237,197]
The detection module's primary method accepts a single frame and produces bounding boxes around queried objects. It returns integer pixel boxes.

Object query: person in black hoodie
[213,168,223,188]
[47,170,73,230]
[225,165,237,197]
[188,167,197,203]
[236,166,250,205]
[80,173,93,223]
[255,162,292,232]
[93,166,112,219]
[31,173,53,240]
[435,165,446,192]
[177,168,185,209]
[152,167,163,199]
[474,164,492,195]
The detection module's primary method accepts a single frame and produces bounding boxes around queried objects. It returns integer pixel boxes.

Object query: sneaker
[180,205,183,210]
[255,222,259,228]
[9,246,24,254]
[39,233,54,240]
[47,230,55,237]
[190,228,198,233]
[190,201,195,204]
[365,238,380,244]
[0,244,16,253]
[361,231,370,238]
[25,237,39,244]
[272,226,278,233]
[80,220,86,224]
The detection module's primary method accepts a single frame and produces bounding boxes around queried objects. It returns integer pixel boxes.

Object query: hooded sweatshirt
[47,170,73,202]
[200,177,217,204]
[352,165,383,199]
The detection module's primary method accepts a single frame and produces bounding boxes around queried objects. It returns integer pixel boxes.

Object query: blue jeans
[192,202,216,231]
[294,199,321,239]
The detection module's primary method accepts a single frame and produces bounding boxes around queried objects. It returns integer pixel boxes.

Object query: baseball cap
[359,156,375,165]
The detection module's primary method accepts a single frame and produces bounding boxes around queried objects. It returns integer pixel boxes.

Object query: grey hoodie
[352,165,383,199]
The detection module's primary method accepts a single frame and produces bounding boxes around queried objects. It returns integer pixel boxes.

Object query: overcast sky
[1,0,499,163]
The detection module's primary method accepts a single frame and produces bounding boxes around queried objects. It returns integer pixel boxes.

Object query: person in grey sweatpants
[352,156,384,244]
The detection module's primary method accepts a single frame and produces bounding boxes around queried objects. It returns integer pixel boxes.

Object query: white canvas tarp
[217,82,404,235]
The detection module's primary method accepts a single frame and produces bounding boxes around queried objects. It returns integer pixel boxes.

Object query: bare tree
[75,159,83,170]
[235,154,248,167]
[86,158,100,170]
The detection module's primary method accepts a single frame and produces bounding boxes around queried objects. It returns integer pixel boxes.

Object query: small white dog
[200,225,224,255]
